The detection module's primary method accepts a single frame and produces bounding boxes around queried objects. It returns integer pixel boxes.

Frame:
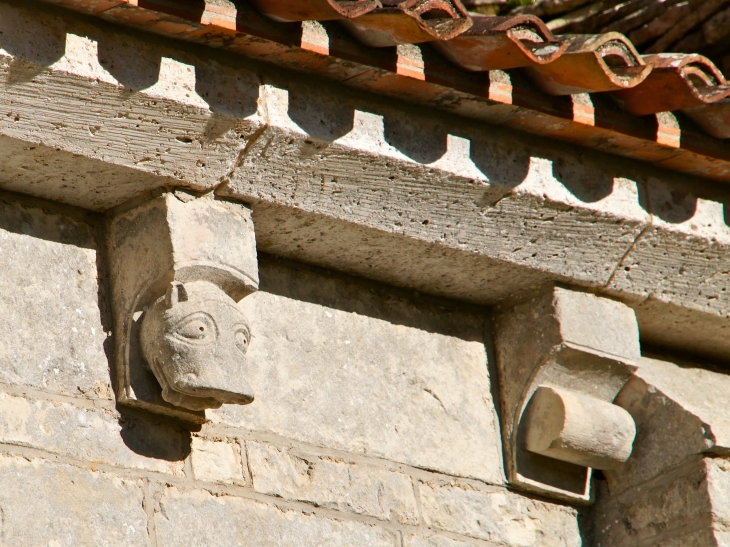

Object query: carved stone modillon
[493,286,640,502]
[108,192,259,423]
[140,280,254,411]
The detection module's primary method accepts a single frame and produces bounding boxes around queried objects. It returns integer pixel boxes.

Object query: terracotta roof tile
[34,0,730,183]
[433,15,567,71]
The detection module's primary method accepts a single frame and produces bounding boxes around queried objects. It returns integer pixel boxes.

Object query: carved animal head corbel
[108,192,259,423]
[493,286,640,502]
[140,280,254,411]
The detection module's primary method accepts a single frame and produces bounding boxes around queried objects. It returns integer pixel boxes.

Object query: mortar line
[216,123,270,192]
[0,442,512,547]
[203,422,509,491]
[0,382,116,411]
[143,478,159,547]
[0,381,508,493]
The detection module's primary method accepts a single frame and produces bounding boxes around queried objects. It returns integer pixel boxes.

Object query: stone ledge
[1,1,730,362]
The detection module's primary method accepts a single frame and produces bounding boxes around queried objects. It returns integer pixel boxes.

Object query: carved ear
[165,281,189,307]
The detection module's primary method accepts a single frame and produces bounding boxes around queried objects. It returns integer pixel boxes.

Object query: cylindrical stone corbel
[523,385,636,470]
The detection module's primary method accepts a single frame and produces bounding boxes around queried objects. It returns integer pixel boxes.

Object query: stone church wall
[0,191,580,546]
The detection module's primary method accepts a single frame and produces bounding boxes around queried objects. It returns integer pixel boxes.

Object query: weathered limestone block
[154,487,399,547]
[404,535,477,547]
[0,454,149,546]
[0,1,262,210]
[246,440,419,524]
[494,286,639,501]
[108,193,259,421]
[418,480,581,547]
[592,457,715,547]
[190,436,245,484]
[612,356,730,489]
[589,356,730,546]
[0,198,109,397]
[223,82,649,301]
[608,184,730,361]
[211,259,504,484]
[0,391,187,475]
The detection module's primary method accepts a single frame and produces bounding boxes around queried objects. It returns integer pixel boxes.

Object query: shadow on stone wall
[118,408,193,462]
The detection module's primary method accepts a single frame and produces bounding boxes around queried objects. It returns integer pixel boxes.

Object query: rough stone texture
[190,436,245,484]
[0,2,261,209]
[0,197,109,398]
[246,440,419,524]
[418,480,581,547]
[0,454,149,546]
[155,486,399,547]
[592,458,714,547]
[612,357,730,491]
[211,258,504,485]
[404,535,478,547]
[590,355,730,546]
[608,180,730,361]
[0,391,187,474]
[2,0,730,365]
[592,456,730,547]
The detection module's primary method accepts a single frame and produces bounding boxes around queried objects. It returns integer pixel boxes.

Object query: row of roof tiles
[35,0,730,183]
[254,0,730,140]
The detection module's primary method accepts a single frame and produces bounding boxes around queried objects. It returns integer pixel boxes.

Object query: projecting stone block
[523,386,636,470]
[155,487,398,547]
[0,392,187,474]
[0,199,109,397]
[418,480,581,547]
[0,454,149,547]
[210,259,504,484]
[108,193,259,421]
[494,286,639,502]
[246,440,419,524]
[190,436,245,484]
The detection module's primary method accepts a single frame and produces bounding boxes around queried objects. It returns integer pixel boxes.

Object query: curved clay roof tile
[341,0,473,47]
[248,0,382,23]
[524,32,652,95]
[434,15,567,71]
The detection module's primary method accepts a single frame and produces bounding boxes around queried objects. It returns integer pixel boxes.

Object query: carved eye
[234,325,250,353]
[172,312,218,345]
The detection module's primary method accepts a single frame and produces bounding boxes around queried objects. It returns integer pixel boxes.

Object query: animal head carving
[140,280,254,411]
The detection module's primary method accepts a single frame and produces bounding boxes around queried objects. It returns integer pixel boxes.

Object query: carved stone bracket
[107,193,258,423]
[493,286,640,502]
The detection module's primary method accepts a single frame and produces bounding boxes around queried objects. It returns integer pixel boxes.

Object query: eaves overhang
[35,0,730,184]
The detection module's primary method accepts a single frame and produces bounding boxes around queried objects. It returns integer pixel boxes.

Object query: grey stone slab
[0,198,110,397]
[0,391,188,474]
[246,440,419,524]
[209,259,504,484]
[404,535,479,547]
[592,458,714,547]
[418,480,581,547]
[155,486,398,547]
[0,454,149,547]
[611,357,730,491]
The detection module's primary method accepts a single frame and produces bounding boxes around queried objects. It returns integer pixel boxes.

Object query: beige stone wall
[0,192,581,546]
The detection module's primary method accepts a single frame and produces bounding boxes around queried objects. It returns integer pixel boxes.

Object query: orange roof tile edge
[37,0,730,184]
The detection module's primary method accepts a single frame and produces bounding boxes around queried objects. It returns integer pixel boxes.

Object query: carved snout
[140,280,255,411]
[522,385,636,470]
